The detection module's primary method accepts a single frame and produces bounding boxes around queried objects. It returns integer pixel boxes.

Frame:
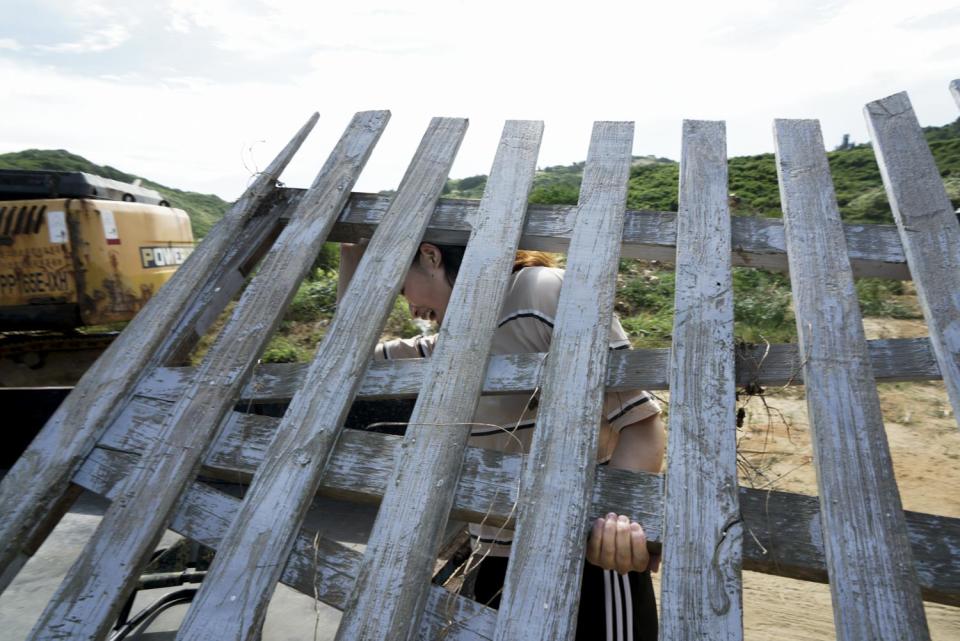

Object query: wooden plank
[174,117,468,641]
[141,335,942,404]
[336,120,543,641]
[161,201,287,365]
[494,121,634,641]
[661,120,743,639]
[951,79,960,110]
[77,427,960,607]
[27,111,390,641]
[736,487,960,607]
[864,91,960,427]
[71,456,497,641]
[0,113,318,594]
[283,190,911,279]
[774,119,930,640]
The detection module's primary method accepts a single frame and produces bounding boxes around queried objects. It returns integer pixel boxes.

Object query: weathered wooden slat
[494,121,634,641]
[774,119,930,640]
[864,92,960,427]
[140,335,942,403]
[661,120,743,639]
[0,113,318,595]
[277,190,911,278]
[161,189,293,365]
[70,453,496,641]
[28,111,390,641]
[174,117,468,641]
[337,121,543,640]
[79,424,960,607]
[951,79,960,110]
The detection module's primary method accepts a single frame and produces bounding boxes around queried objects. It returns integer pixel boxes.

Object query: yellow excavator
[0,169,195,463]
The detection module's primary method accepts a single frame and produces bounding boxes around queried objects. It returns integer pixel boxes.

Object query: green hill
[0,149,230,237]
[443,119,960,223]
[4,121,955,360]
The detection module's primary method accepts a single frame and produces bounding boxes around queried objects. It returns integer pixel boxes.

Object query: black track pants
[472,556,658,640]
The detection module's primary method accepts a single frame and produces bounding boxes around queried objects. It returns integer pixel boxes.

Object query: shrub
[285,269,339,322]
[261,336,304,363]
[620,311,674,349]
[528,183,580,205]
[620,271,675,314]
[856,278,919,318]
[383,297,421,339]
[732,268,795,343]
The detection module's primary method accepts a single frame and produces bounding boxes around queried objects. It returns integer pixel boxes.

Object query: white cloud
[1,0,958,200]
[36,23,130,53]
[0,38,22,51]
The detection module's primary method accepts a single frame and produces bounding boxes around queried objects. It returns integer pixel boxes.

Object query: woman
[339,241,665,640]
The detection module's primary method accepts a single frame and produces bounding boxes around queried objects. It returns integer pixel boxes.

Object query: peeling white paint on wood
[76,425,960,607]
[336,121,543,641]
[494,121,634,641]
[0,113,318,596]
[279,190,913,278]
[864,91,960,428]
[661,120,743,639]
[174,117,468,641]
[9,99,960,641]
[27,111,389,641]
[775,118,930,641]
[140,335,943,404]
[72,459,497,641]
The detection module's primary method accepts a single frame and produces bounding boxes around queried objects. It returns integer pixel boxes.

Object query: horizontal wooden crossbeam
[270,191,912,279]
[137,336,940,404]
[73,450,496,641]
[83,413,960,607]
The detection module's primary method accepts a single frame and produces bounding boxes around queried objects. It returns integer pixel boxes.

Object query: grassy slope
[4,118,956,360]
[268,118,960,360]
[0,149,229,237]
[440,120,960,352]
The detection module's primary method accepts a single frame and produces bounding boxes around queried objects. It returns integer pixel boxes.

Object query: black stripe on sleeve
[607,395,651,424]
[497,311,554,329]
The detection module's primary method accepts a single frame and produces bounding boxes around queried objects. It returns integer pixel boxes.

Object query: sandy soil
[648,317,960,639]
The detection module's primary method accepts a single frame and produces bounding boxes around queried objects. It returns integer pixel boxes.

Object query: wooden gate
[1,83,959,641]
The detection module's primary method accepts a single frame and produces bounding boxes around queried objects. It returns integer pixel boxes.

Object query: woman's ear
[420,243,442,269]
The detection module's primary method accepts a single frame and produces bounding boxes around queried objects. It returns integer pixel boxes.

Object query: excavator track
[0,331,118,358]
[0,332,118,466]
[0,331,117,388]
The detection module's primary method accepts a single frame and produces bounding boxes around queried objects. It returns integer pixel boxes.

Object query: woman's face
[401,244,453,325]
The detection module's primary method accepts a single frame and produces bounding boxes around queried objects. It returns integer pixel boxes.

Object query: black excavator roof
[0,169,168,205]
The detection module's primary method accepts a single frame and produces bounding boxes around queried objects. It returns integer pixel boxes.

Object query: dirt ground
[647,317,959,639]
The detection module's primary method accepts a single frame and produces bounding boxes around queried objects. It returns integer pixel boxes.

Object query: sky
[1,0,958,200]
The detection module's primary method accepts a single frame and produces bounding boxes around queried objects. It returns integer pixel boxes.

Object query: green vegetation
[627,163,679,211]
[730,268,795,344]
[0,149,230,237]
[285,268,339,323]
[855,278,921,319]
[615,268,675,349]
[261,262,418,363]
[447,120,960,224]
[6,118,955,361]
[435,119,958,352]
[261,336,307,363]
[615,265,797,348]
